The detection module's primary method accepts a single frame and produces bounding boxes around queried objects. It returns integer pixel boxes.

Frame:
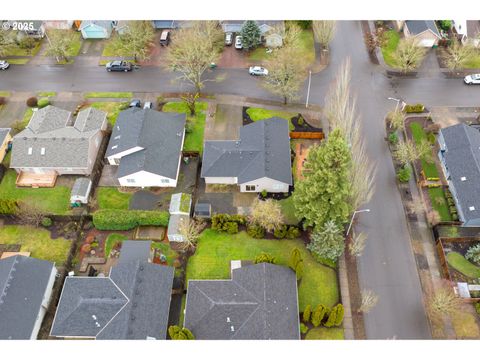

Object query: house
[167,193,192,243]
[453,20,480,47]
[105,108,186,188]
[0,128,11,163]
[79,21,115,39]
[0,255,57,339]
[403,20,441,47]
[151,20,193,30]
[184,262,300,340]
[221,20,285,47]
[50,240,174,339]
[201,118,292,193]
[10,106,107,187]
[438,123,480,226]
[43,21,74,30]
[70,177,92,205]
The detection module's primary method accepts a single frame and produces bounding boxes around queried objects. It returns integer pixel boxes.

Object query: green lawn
[0,225,71,264]
[151,241,179,267]
[428,187,452,221]
[7,58,30,65]
[0,91,11,97]
[66,31,82,57]
[381,30,400,68]
[89,102,129,126]
[162,101,208,153]
[463,50,480,69]
[37,91,56,97]
[446,251,480,279]
[410,122,439,178]
[104,233,128,258]
[179,294,187,327]
[186,229,340,311]
[279,197,300,225]
[305,327,344,340]
[84,92,133,99]
[96,187,132,209]
[246,107,296,131]
[3,40,42,57]
[0,170,70,214]
[101,35,134,57]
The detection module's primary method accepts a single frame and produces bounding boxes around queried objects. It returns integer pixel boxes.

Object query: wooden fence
[290,131,324,140]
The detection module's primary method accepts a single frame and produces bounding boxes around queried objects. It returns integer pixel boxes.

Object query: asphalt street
[1,21,480,339]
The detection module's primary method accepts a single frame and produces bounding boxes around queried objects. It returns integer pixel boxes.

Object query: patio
[15,171,57,188]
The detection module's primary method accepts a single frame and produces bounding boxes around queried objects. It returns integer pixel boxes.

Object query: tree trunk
[283,96,287,105]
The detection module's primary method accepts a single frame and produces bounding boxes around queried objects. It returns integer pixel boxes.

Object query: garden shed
[169,193,192,215]
[70,178,92,205]
[167,214,189,243]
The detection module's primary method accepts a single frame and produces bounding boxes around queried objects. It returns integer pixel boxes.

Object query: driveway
[217,46,251,69]
[204,103,242,140]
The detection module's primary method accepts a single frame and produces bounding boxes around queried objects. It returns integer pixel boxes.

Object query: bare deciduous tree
[358,289,379,313]
[178,218,206,252]
[394,38,427,74]
[0,30,15,57]
[443,38,477,71]
[364,28,388,54]
[428,283,462,320]
[427,210,441,226]
[16,203,44,227]
[111,20,155,62]
[44,30,78,63]
[312,21,336,49]
[250,198,284,232]
[348,232,367,257]
[388,110,405,131]
[406,198,425,215]
[394,139,432,166]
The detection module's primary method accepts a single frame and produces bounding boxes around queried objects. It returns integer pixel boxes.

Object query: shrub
[427,177,440,181]
[438,20,452,31]
[300,322,309,334]
[41,217,53,227]
[324,304,344,327]
[388,132,398,145]
[254,252,276,264]
[286,226,301,239]
[426,183,440,188]
[81,243,91,253]
[475,302,480,315]
[260,189,268,198]
[404,104,425,113]
[211,214,246,232]
[274,225,287,239]
[157,95,165,108]
[93,209,169,230]
[427,132,436,144]
[425,123,441,134]
[226,221,239,234]
[452,213,459,221]
[311,304,329,327]
[26,97,38,107]
[296,20,312,29]
[0,97,6,105]
[37,98,50,108]
[247,224,265,239]
[397,166,411,183]
[0,199,18,215]
[297,116,305,126]
[466,244,480,265]
[168,326,195,340]
[303,304,312,323]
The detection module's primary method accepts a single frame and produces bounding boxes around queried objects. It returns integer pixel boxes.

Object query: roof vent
[114,135,121,140]
[139,265,144,271]
[40,147,45,155]
[95,322,101,328]
[226,317,231,323]
[92,315,97,320]
[461,176,467,181]
[112,145,118,150]
[469,206,475,211]
[230,326,235,332]
[27,147,33,155]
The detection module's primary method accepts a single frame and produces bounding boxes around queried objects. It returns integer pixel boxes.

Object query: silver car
[0,60,10,70]
[249,66,269,76]
[235,36,243,50]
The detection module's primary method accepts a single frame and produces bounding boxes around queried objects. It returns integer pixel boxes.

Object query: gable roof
[201,118,292,185]
[0,128,10,143]
[79,20,114,31]
[0,255,55,339]
[440,124,480,222]
[221,20,284,35]
[184,263,299,340]
[105,108,186,179]
[118,240,151,264]
[50,241,174,339]
[151,20,193,29]
[405,20,441,38]
[10,106,106,170]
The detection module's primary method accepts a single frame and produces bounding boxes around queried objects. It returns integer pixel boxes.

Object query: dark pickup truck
[105,60,133,72]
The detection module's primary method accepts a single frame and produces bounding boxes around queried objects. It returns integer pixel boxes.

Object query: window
[126,179,135,184]
[273,183,283,190]
[245,185,256,191]
[161,179,170,184]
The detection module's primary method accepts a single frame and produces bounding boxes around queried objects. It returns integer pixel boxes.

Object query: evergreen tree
[293,129,352,229]
[308,220,345,262]
[254,252,276,264]
[311,304,329,327]
[295,260,304,281]
[288,247,302,270]
[303,304,312,323]
[324,304,344,327]
[240,20,261,50]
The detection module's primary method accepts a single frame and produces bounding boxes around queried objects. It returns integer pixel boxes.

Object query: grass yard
[0,91,11,97]
[37,91,56,97]
[409,122,439,178]
[162,101,208,154]
[0,225,71,264]
[0,170,70,214]
[179,294,187,327]
[7,58,30,65]
[84,92,133,99]
[151,241,179,267]
[246,107,296,131]
[96,187,132,210]
[381,30,400,68]
[428,188,452,222]
[186,229,340,311]
[451,311,480,338]
[279,197,300,225]
[101,35,134,57]
[104,233,128,258]
[305,327,344,340]
[66,31,82,57]
[3,40,42,57]
[463,50,480,69]
[89,102,129,126]
[446,251,480,279]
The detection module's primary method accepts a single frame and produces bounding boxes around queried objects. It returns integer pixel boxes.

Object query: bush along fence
[93,209,169,230]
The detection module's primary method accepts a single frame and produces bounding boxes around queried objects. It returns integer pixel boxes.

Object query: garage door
[418,38,435,47]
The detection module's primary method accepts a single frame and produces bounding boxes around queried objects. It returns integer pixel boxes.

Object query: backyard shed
[194,202,212,218]
[169,192,192,215]
[70,178,92,205]
[167,214,189,243]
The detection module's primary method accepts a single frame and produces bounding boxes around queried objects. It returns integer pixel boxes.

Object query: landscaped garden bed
[380,29,400,68]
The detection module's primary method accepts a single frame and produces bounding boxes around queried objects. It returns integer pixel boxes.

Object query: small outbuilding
[167,192,192,243]
[70,178,92,205]
[167,214,190,243]
[194,202,212,219]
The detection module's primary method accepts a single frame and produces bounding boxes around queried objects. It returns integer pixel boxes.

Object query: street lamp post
[346,209,371,236]
[387,97,406,113]
[306,70,312,108]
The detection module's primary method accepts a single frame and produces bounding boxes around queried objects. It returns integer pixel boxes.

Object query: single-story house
[10,105,107,187]
[0,255,57,340]
[70,177,92,205]
[50,240,173,339]
[79,21,115,39]
[105,108,186,188]
[221,20,285,47]
[167,193,192,243]
[43,21,74,30]
[453,20,480,47]
[184,262,300,340]
[0,128,11,163]
[403,20,441,47]
[438,123,480,226]
[151,20,193,30]
[201,118,293,193]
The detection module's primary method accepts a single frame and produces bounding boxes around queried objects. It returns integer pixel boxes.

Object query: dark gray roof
[201,118,292,185]
[221,20,284,34]
[50,241,174,339]
[0,128,11,143]
[71,177,92,197]
[10,106,106,170]
[167,214,189,237]
[184,263,299,340]
[0,255,55,339]
[405,20,441,37]
[118,240,151,264]
[151,20,193,29]
[106,108,186,179]
[440,124,480,222]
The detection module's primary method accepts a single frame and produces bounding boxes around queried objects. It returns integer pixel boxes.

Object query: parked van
[160,30,171,46]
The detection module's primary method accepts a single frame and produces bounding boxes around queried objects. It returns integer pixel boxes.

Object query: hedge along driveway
[186,229,340,311]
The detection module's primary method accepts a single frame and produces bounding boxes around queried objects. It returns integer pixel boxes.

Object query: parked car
[106,60,132,72]
[129,99,141,108]
[0,60,10,70]
[225,32,233,46]
[143,101,153,109]
[160,30,171,46]
[249,66,268,76]
[464,74,480,85]
[235,36,243,49]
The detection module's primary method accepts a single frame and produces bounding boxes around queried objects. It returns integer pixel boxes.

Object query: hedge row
[93,209,169,230]
[404,103,425,113]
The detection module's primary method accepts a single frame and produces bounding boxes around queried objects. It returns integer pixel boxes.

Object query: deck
[16,171,58,188]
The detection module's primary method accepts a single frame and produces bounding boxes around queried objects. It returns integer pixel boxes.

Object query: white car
[0,60,10,70]
[143,101,153,109]
[249,66,268,76]
[464,74,480,85]
[235,36,243,49]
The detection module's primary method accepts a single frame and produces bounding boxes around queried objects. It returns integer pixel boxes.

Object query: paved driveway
[217,46,251,69]
[204,103,242,140]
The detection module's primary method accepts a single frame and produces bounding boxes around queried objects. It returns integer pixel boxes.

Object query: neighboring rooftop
[169,193,192,214]
[201,118,292,185]
[0,255,55,339]
[184,262,300,340]
[221,20,285,34]
[0,128,11,143]
[405,20,441,37]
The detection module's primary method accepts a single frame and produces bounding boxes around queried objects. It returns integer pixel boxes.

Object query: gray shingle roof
[71,177,92,198]
[0,128,11,144]
[440,124,480,222]
[10,106,106,170]
[105,108,186,179]
[184,263,299,340]
[221,20,284,34]
[201,118,292,185]
[405,20,441,37]
[118,240,151,264]
[0,255,55,339]
[50,241,174,339]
